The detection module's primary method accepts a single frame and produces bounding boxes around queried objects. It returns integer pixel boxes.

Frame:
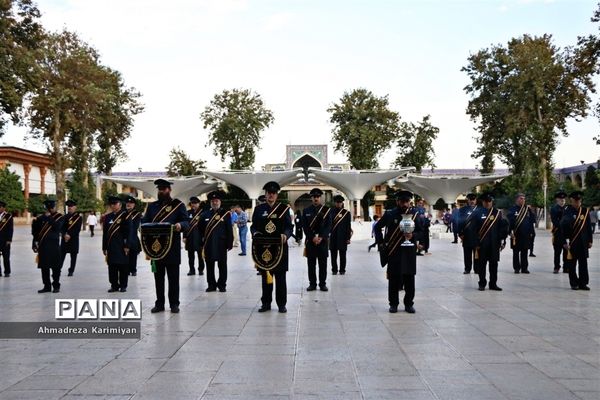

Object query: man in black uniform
[184,196,204,276]
[550,191,568,274]
[330,195,352,275]
[458,193,478,274]
[61,200,82,276]
[252,181,293,313]
[508,193,536,274]
[0,201,14,277]
[33,200,64,293]
[375,190,422,313]
[125,196,141,276]
[560,191,593,290]
[199,191,233,292]
[302,188,331,291]
[103,196,132,292]
[472,193,509,291]
[142,179,189,313]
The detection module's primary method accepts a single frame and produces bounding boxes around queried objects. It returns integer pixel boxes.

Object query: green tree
[0,0,44,133]
[328,88,401,170]
[583,164,600,207]
[66,171,101,212]
[200,88,274,170]
[394,115,439,172]
[166,147,205,177]
[0,166,25,211]
[579,2,600,144]
[463,34,599,193]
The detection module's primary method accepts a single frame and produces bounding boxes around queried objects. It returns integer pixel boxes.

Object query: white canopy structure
[308,168,414,217]
[102,175,218,200]
[203,169,303,208]
[397,173,510,205]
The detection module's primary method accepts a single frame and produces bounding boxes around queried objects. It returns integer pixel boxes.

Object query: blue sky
[3,0,599,171]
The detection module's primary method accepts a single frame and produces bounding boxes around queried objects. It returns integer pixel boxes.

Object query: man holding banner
[252,181,293,313]
[141,179,189,313]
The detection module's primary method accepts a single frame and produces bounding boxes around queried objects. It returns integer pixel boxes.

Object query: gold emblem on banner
[262,248,273,262]
[265,220,276,234]
[152,239,162,252]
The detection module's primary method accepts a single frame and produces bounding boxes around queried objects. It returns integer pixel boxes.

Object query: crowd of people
[0,181,595,315]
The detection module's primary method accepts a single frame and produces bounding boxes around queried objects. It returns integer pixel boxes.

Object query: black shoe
[238,253,246,256]
[306,285,317,291]
[198,271,204,275]
[340,271,345,275]
[367,246,372,253]
[522,270,530,274]
[67,272,73,277]
[120,288,127,292]
[187,271,195,276]
[478,286,485,291]
[389,306,398,313]
[151,306,165,313]
[278,306,287,313]
[108,288,118,293]
[38,288,51,293]
[553,268,559,274]
[218,287,226,292]
[529,253,536,257]
[52,288,60,293]
[4,274,9,277]
[405,306,416,314]
[171,307,180,313]
[206,287,217,292]
[258,305,271,313]
[332,271,337,275]
[463,271,470,274]
[579,286,590,291]
[514,270,520,274]
[319,285,329,292]
[571,286,580,290]
[452,241,458,244]
[489,286,503,291]
[256,271,261,275]
[131,272,137,276]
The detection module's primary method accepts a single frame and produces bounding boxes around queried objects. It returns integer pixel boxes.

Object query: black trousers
[567,255,589,288]
[553,245,566,271]
[41,265,61,289]
[154,263,180,308]
[206,260,227,289]
[477,251,498,287]
[512,248,529,272]
[422,233,430,252]
[187,249,204,273]
[261,269,287,308]
[0,244,10,275]
[89,225,95,236]
[330,248,346,273]
[61,250,78,273]
[307,255,327,286]
[463,246,475,273]
[128,251,139,274]
[389,274,415,308]
[108,263,128,289]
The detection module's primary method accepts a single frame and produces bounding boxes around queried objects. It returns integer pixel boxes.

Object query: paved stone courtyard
[0,225,598,400]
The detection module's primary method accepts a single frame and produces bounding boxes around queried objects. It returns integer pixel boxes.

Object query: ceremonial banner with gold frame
[140,222,174,260]
[252,235,286,271]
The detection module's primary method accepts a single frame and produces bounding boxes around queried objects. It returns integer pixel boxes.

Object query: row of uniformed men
[456,190,594,291]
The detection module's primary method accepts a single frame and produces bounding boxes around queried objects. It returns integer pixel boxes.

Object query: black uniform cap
[154,178,172,189]
[333,195,345,202]
[554,190,567,199]
[189,196,200,204]
[107,196,122,205]
[65,200,77,207]
[44,199,57,209]
[207,191,222,200]
[124,195,136,204]
[309,188,323,197]
[466,193,477,200]
[263,181,280,193]
[479,192,494,202]
[569,190,584,200]
[395,190,413,201]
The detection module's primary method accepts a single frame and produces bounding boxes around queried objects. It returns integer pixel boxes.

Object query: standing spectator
[442,208,452,233]
[589,207,598,234]
[293,209,303,245]
[231,206,239,247]
[236,205,248,256]
[451,204,460,243]
[0,201,13,277]
[596,208,600,232]
[86,212,98,237]
[368,215,380,252]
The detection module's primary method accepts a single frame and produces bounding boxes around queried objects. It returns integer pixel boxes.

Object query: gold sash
[331,209,349,232]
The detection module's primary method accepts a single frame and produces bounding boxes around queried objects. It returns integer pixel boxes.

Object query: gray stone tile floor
[0,226,598,399]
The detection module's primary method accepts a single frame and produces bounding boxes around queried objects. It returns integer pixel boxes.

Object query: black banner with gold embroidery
[252,235,286,271]
[140,223,174,260]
